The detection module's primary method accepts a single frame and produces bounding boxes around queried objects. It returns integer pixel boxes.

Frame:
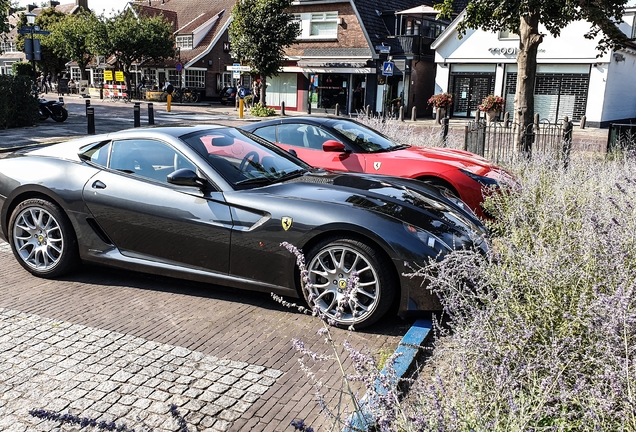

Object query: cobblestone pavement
[0,239,407,431]
[0,307,282,431]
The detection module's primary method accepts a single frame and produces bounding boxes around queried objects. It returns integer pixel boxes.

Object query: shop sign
[488,47,518,55]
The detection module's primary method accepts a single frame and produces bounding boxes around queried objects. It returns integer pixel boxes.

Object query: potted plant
[478,94,505,122]
[427,93,453,123]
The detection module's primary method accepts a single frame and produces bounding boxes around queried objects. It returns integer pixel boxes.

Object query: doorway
[450,73,495,118]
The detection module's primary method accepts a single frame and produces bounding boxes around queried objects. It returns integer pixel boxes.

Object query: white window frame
[295,12,338,39]
[176,35,193,50]
[499,29,519,40]
[185,69,206,89]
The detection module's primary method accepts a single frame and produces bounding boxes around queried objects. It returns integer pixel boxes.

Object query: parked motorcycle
[39,98,68,122]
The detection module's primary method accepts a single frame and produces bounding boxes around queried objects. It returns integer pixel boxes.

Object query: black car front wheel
[304,237,395,328]
[8,198,79,278]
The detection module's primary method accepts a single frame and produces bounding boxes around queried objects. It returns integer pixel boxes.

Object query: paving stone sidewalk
[0,307,282,431]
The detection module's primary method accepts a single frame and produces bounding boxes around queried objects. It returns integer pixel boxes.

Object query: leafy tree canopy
[48,11,101,79]
[94,11,175,75]
[0,0,9,34]
[437,0,631,53]
[229,0,300,106]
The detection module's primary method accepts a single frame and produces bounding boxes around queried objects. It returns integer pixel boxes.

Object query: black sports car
[0,126,488,328]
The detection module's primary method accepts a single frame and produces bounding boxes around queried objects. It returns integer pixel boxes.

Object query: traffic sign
[382,61,394,76]
[176,63,183,72]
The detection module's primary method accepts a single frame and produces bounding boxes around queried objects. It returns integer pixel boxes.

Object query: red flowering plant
[427,92,453,109]
[478,94,505,112]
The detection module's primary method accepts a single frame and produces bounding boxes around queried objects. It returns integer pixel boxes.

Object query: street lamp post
[25,12,36,80]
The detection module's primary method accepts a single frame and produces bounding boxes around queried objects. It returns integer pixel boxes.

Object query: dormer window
[176,35,193,50]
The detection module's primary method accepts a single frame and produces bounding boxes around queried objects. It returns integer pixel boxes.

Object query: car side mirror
[167,168,206,187]
[322,140,346,152]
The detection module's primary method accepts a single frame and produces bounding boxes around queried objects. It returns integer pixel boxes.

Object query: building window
[71,67,82,82]
[185,69,205,88]
[499,29,519,40]
[294,12,338,39]
[0,41,16,52]
[93,68,104,86]
[310,12,338,37]
[168,70,180,86]
[176,35,193,50]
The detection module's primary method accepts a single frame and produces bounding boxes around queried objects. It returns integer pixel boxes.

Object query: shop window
[176,35,193,50]
[185,69,206,88]
[93,68,104,86]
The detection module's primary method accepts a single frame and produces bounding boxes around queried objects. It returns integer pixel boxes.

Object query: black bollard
[281,101,285,116]
[148,103,154,125]
[399,106,404,122]
[85,99,91,115]
[335,103,339,116]
[442,117,450,145]
[134,102,140,127]
[87,107,95,135]
[411,106,417,122]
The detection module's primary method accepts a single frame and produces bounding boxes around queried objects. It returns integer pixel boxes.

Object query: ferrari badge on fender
[374,162,382,170]
[282,217,293,231]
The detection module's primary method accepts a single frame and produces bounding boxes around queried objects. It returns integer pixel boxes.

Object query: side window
[276,124,307,148]
[252,125,277,143]
[109,139,197,183]
[81,141,112,167]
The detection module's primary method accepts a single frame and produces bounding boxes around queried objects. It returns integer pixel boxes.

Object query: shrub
[12,61,33,77]
[0,75,39,129]
[249,103,276,117]
[403,151,636,431]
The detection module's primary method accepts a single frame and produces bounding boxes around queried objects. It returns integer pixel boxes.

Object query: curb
[343,318,433,431]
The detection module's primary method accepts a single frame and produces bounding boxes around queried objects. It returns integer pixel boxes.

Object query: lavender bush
[401,150,636,431]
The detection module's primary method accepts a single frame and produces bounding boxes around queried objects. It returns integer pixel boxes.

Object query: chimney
[76,0,88,10]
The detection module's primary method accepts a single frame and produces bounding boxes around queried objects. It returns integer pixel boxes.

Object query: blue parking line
[343,318,433,431]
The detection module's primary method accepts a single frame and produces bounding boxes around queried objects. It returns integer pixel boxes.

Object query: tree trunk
[260,74,267,107]
[514,12,543,155]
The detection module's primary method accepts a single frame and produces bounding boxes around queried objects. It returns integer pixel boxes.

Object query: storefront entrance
[450,71,495,118]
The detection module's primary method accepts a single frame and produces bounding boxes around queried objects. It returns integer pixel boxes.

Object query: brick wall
[285,3,369,57]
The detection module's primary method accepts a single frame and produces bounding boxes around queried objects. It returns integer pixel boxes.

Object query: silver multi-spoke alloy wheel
[9,198,79,278]
[12,206,64,271]
[306,238,393,328]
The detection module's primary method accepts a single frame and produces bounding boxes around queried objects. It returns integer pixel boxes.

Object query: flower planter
[486,110,499,122]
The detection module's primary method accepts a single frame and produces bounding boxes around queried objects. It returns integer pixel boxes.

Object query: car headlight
[403,223,451,252]
[459,169,500,187]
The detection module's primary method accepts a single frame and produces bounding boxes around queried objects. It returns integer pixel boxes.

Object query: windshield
[180,128,310,189]
[330,119,404,152]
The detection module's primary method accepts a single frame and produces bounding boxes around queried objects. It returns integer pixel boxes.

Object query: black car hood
[265,170,488,251]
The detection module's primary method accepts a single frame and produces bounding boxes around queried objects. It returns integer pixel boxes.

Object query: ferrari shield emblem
[282,217,293,231]
[373,161,382,170]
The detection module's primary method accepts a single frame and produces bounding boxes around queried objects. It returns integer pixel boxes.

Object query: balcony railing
[387,35,435,58]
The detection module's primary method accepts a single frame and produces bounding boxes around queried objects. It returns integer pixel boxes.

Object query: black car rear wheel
[9,198,79,278]
[304,237,394,328]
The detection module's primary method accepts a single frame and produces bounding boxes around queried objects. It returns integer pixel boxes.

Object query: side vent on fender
[86,218,114,246]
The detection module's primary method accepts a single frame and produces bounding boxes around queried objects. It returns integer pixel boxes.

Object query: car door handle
[92,180,107,189]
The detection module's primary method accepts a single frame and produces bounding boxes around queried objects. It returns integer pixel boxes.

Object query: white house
[431,8,636,127]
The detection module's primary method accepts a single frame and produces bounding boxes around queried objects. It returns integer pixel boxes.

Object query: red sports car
[241,117,515,218]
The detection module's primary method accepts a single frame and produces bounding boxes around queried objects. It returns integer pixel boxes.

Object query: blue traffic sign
[382,61,394,76]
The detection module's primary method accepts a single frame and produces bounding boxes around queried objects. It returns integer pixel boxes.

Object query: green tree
[0,0,9,34]
[437,0,630,153]
[94,11,174,92]
[48,11,101,81]
[229,0,300,106]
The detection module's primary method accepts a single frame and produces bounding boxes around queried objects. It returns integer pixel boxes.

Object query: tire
[304,237,395,328]
[420,178,459,199]
[8,198,79,278]
[50,106,68,122]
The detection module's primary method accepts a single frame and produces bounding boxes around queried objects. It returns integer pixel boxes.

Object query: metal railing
[464,116,573,164]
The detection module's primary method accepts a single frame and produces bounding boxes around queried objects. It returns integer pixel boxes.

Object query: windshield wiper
[234,176,275,187]
[274,169,307,182]
[388,144,410,151]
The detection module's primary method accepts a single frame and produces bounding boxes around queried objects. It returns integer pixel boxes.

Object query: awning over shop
[396,5,438,14]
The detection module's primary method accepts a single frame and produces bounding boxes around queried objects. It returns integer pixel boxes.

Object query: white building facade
[431,9,636,127]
